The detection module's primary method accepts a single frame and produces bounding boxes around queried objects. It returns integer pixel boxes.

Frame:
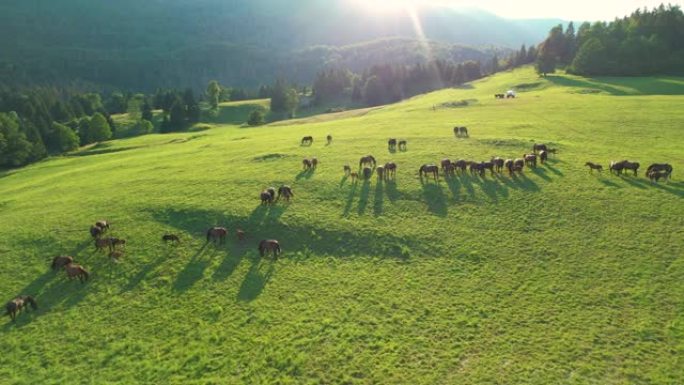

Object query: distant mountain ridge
[0,0,564,90]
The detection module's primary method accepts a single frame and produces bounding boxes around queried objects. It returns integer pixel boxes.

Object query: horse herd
[585,160,674,183]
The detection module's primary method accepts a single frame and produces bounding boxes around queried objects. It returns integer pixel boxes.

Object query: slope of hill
[0,0,561,90]
[1,68,682,384]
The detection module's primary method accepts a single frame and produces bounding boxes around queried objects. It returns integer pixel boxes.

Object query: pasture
[0,67,683,384]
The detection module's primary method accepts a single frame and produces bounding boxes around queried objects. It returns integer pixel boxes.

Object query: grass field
[1,67,683,384]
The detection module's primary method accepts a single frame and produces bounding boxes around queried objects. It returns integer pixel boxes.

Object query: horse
[524,154,537,168]
[398,140,407,151]
[495,93,505,99]
[621,161,640,176]
[610,160,625,175]
[110,238,126,249]
[513,158,525,173]
[384,162,397,179]
[95,237,114,252]
[65,263,89,283]
[258,239,281,259]
[277,185,294,202]
[453,159,468,174]
[302,159,313,170]
[311,157,318,169]
[419,164,439,182]
[504,159,514,175]
[532,143,547,153]
[359,155,376,168]
[51,255,74,271]
[301,136,313,145]
[326,135,332,145]
[539,150,548,164]
[647,163,673,179]
[376,166,385,180]
[454,126,468,137]
[585,162,603,173]
[343,164,351,175]
[206,227,228,244]
[480,161,495,176]
[363,167,373,180]
[162,234,180,243]
[388,138,397,150]
[90,225,103,239]
[236,229,246,241]
[440,159,452,174]
[260,190,274,205]
[491,157,505,173]
[647,169,669,183]
[5,296,37,322]
[95,220,110,231]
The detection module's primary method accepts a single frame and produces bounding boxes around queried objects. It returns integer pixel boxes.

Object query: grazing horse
[384,162,397,179]
[388,138,397,149]
[5,296,37,322]
[491,157,505,173]
[621,161,640,176]
[504,159,514,175]
[453,159,468,174]
[302,158,313,170]
[206,227,228,244]
[480,161,495,176]
[95,220,110,231]
[311,157,318,169]
[440,159,452,173]
[359,155,377,169]
[95,237,114,252]
[236,229,246,241]
[539,150,548,164]
[326,135,332,145]
[532,143,547,153]
[258,239,281,259]
[278,185,294,202]
[90,225,103,239]
[647,163,673,179]
[260,190,274,205]
[162,234,180,243]
[585,162,603,173]
[469,162,485,177]
[454,126,468,137]
[376,166,385,180]
[51,255,74,271]
[513,159,525,173]
[65,263,89,283]
[398,140,407,151]
[350,172,359,183]
[301,136,313,145]
[610,160,625,175]
[343,164,351,175]
[419,164,439,182]
[648,169,669,183]
[524,154,537,168]
[363,167,373,180]
[495,93,505,99]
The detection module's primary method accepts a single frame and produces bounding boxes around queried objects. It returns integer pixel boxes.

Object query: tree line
[536,4,684,76]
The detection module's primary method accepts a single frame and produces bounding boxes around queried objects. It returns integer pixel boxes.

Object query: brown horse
[260,191,273,205]
[359,155,377,168]
[532,143,547,153]
[302,158,313,170]
[206,227,228,244]
[326,135,332,145]
[440,159,452,173]
[384,162,397,179]
[65,263,89,283]
[647,163,672,179]
[95,237,114,252]
[51,255,74,270]
[388,138,397,149]
[419,164,439,182]
[480,161,495,176]
[513,158,525,173]
[277,185,294,202]
[311,157,318,169]
[301,136,313,145]
[491,157,504,173]
[585,162,603,173]
[363,167,373,180]
[343,164,351,175]
[453,159,468,174]
[5,295,37,322]
[622,161,640,176]
[609,160,625,175]
[376,166,385,180]
[504,159,514,175]
[454,126,468,137]
[90,225,103,238]
[612,160,639,176]
[539,150,548,164]
[647,169,669,183]
[398,140,407,151]
[162,234,180,243]
[524,154,537,168]
[258,239,281,259]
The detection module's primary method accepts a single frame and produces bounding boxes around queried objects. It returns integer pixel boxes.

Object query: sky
[352,0,684,21]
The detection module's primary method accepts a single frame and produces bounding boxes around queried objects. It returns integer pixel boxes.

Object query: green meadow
[1,67,682,384]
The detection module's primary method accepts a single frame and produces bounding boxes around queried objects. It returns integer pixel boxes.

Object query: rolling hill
[1,67,682,384]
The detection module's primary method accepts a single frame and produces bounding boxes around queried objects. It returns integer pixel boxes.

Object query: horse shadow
[295,169,315,180]
[421,183,448,216]
[173,252,211,292]
[237,256,275,302]
[388,147,397,154]
[342,180,358,217]
[598,177,621,188]
[544,162,564,176]
[479,177,508,201]
[620,175,647,189]
[445,176,462,201]
[249,204,287,225]
[373,179,384,216]
[212,242,249,281]
[339,175,349,187]
[357,179,372,215]
[511,173,540,191]
[385,180,400,202]
[649,181,684,197]
[531,167,552,182]
[459,174,476,197]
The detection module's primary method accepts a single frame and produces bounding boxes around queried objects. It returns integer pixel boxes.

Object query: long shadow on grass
[342,181,359,217]
[373,179,384,216]
[249,204,287,225]
[459,174,476,197]
[620,175,647,189]
[650,181,684,198]
[385,180,400,202]
[531,167,552,182]
[212,242,250,282]
[237,256,275,302]
[421,183,447,216]
[445,176,462,201]
[357,179,371,215]
[296,169,314,180]
[478,177,508,202]
[544,162,564,176]
[510,173,540,191]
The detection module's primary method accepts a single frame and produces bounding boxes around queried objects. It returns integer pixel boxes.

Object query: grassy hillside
[1,67,682,384]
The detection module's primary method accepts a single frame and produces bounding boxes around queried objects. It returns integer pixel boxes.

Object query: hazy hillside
[0,0,562,90]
